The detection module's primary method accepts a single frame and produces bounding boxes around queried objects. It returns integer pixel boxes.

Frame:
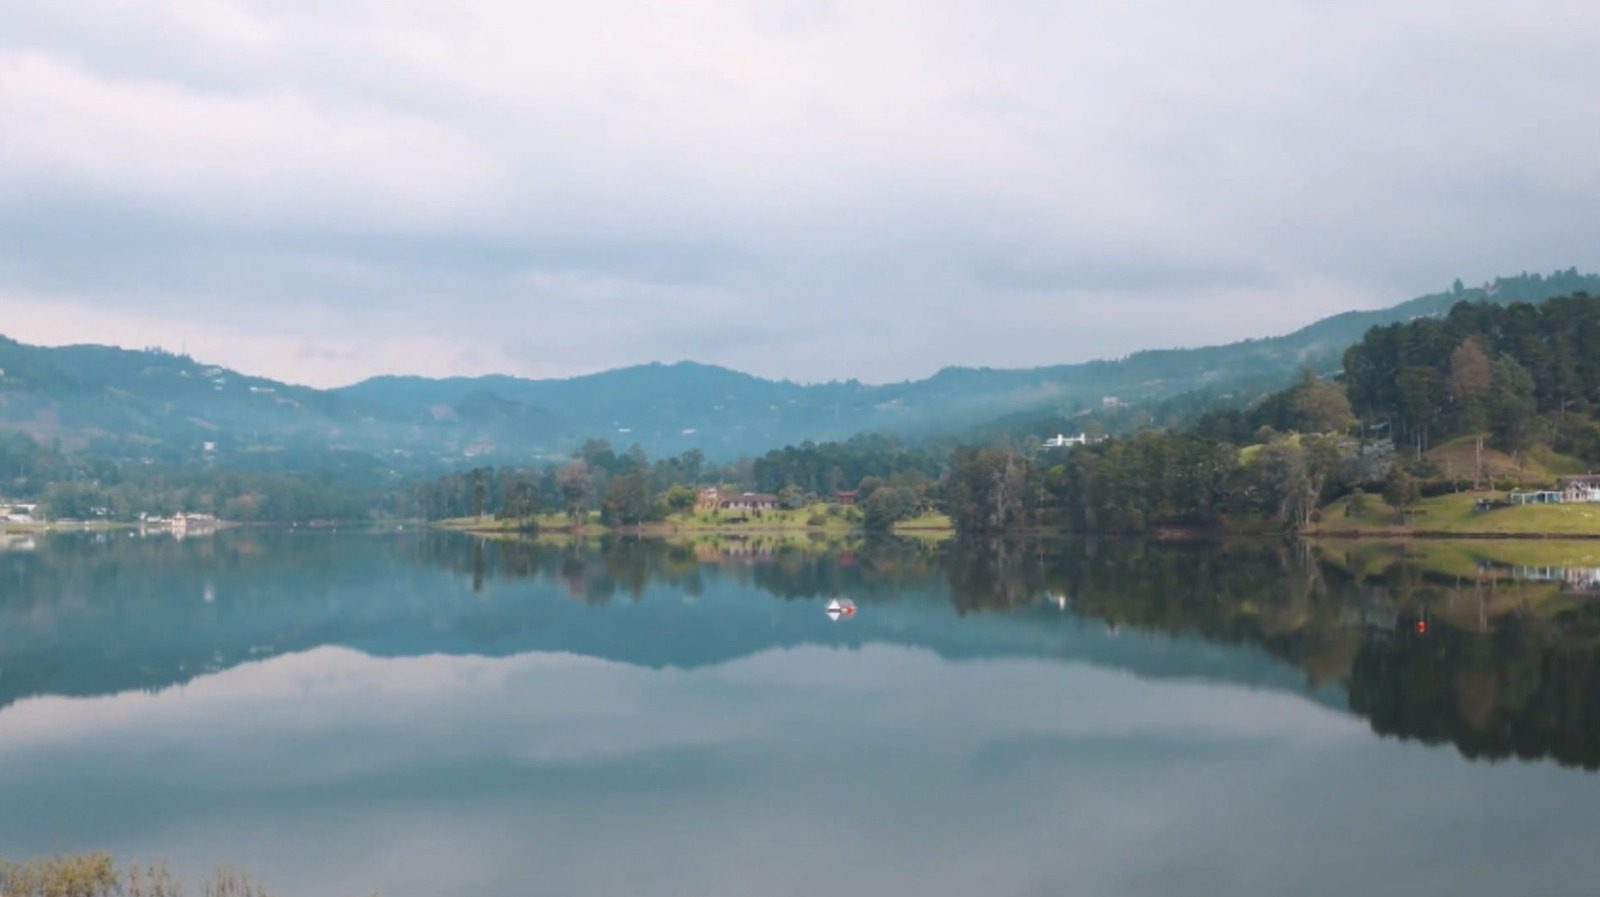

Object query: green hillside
[1,269,1595,484]
[938,287,1600,538]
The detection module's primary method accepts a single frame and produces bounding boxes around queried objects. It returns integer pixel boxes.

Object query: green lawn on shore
[431,503,952,535]
[655,503,860,531]
[433,511,606,532]
[1316,490,1600,537]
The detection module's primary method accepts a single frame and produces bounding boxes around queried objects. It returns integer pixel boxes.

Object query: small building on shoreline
[1561,475,1600,503]
[1,502,39,524]
[696,489,779,512]
[1510,489,1565,505]
[1509,476,1600,506]
[140,512,222,537]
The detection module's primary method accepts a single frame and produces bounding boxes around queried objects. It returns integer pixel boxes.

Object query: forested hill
[1113,269,1600,382]
[1,270,1596,475]
[940,290,1600,537]
[1342,291,1600,458]
[337,270,1600,459]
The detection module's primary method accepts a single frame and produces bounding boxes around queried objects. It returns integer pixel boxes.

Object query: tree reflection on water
[5,530,1600,769]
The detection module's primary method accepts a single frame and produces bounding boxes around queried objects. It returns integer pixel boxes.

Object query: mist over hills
[2,270,1596,471]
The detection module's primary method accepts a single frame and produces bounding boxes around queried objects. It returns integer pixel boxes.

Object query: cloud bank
[1,0,1596,385]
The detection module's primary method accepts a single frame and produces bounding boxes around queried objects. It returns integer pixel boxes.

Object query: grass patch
[1,520,133,533]
[432,503,957,538]
[1529,444,1592,477]
[435,503,893,534]
[654,503,860,532]
[1425,433,1587,483]
[0,853,315,897]
[434,511,606,533]
[892,511,952,530]
[1316,490,1600,537]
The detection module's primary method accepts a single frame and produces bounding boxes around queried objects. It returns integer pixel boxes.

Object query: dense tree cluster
[748,440,943,529]
[411,440,738,524]
[1344,294,1600,459]
[750,434,942,495]
[941,375,1365,534]
[0,431,70,497]
[942,294,1600,534]
[411,435,943,530]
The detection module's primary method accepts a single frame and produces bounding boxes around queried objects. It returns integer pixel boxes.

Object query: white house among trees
[1561,475,1600,503]
[1510,477,1600,505]
[696,488,778,511]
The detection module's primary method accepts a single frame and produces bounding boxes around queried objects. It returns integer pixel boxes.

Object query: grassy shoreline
[1,520,136,534]
[430,490,1600,542]
[431,516,1600,542]
[432,505,955,538]
[1309,491,1600,539]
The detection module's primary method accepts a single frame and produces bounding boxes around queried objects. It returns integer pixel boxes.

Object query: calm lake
[4,530,1600,896]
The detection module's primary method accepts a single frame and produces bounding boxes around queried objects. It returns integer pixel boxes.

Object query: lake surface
[4,531,1600,896]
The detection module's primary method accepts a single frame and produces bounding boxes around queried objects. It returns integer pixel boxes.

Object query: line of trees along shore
[945,293,1600,533]
[412,294,1600,535]
[1342,293,1600,459]
[412,434,942,529]
[415,386,1344,534]
[16,293,1600,531]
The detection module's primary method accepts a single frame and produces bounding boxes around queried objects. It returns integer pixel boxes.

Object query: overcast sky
[2,1,1597,388]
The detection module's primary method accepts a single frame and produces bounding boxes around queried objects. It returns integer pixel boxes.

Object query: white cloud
[0,51,503,228]
[0,0,1597,384]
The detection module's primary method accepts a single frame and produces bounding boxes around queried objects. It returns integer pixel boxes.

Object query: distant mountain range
[2,269,1596,470]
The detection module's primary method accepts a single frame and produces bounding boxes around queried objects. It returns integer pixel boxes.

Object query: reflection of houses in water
[692,541,781,562]
[139,512,220,539]
[1511,565,1600,592]
[0,534,37,552]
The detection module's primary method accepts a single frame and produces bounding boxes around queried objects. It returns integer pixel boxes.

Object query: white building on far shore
[1,502,39,523]
[1043,433,1104,449]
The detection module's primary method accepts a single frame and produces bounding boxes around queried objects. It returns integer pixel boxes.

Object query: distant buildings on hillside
[0,533,35,552]
[1042,432,1105,449]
